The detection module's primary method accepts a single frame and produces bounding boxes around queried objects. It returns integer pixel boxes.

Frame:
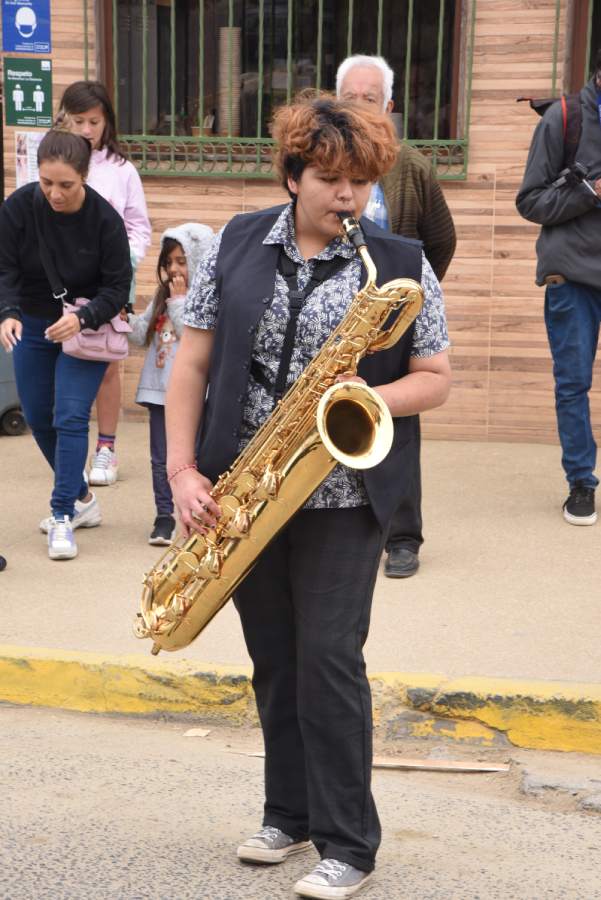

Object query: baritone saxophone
[134,213,423,654]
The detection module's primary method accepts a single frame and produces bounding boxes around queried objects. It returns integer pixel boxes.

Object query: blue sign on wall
[2,0,51,54]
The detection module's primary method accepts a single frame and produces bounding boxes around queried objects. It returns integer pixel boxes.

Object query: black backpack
[517,94,582,168]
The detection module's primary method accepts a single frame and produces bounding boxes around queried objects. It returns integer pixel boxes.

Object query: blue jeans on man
[13,313,107,519]
[544,280,601,488]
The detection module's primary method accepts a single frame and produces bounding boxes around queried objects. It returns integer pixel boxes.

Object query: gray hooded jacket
[516,79,601,288]
[129,222,213,406]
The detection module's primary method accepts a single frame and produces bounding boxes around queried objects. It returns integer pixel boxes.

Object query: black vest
[197,205,423,529]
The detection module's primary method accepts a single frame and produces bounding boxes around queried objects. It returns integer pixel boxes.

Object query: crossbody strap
[33,187,68,302]
[270,248,350,403]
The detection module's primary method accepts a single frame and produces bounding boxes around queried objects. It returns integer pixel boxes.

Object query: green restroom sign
[4,58,52,126]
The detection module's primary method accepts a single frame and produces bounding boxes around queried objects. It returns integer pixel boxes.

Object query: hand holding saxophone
[169,468,220,536]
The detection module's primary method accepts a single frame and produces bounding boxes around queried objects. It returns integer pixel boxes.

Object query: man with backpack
[516,51,601,526]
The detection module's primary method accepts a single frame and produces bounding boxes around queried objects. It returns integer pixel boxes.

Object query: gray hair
[336,55,394,111]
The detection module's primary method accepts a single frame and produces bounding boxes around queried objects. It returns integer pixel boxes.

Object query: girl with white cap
[128,223,213,544]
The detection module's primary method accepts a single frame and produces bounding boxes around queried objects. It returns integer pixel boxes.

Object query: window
[97,0,475,179]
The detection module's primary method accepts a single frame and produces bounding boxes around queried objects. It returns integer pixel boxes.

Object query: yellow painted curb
[0,646,255,720]
[1,647,600,754]
[431,676,601,755]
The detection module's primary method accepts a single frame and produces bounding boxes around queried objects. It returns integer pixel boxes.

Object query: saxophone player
[165,94,451,899]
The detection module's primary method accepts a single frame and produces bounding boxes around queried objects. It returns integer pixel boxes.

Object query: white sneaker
[47,516,78,560]
[40,493,101,534]
[88,446,118,485]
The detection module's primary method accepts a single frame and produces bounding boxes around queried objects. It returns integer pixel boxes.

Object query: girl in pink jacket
[58,81,151,491]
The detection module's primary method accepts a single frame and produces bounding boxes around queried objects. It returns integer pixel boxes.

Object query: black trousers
[385,428,423,555]
[234,505,386,873]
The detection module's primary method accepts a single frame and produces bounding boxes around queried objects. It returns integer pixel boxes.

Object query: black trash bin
[0,347,26,435]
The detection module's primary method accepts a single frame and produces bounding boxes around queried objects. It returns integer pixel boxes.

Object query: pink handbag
[62,298,132,363]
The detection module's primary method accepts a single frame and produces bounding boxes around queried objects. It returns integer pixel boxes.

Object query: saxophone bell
[316,380,393,470]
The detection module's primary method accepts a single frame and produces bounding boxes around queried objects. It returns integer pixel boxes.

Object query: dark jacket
[0,182,132,328]
[197,205,423,529]
[516,79,601,288]
[380,143,456,281]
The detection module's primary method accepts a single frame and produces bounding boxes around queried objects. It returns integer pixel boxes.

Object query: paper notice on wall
[15,130,44,187]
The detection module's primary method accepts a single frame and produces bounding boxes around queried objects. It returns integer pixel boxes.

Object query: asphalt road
[1,706,600,900]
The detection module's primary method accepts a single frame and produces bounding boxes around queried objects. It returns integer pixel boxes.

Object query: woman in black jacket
[0,129,131,560]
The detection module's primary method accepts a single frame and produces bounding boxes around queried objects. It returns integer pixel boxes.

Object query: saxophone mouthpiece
[337,212,366,252]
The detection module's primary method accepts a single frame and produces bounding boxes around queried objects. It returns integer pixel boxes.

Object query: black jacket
[0,182,131,328]
[197,205,423,529]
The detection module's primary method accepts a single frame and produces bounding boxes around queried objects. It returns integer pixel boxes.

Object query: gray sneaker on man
[39,493,101,534]
[237,825,312,864]
[294,858,373,898]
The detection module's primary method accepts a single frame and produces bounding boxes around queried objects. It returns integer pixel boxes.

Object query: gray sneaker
[237,825,312,864]
[294,858,373,899]
[40,493,101,534]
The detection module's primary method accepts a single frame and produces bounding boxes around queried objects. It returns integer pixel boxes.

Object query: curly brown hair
[271,92,398,195]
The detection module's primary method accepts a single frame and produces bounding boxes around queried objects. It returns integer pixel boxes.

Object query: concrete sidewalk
[1,422,600,753]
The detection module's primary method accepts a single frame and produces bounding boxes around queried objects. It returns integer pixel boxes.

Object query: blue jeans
[544,281,601,488]
[13,313,108,518]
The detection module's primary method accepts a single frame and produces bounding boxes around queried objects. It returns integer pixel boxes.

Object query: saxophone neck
[338,213,377,285]
[357,243,377,287]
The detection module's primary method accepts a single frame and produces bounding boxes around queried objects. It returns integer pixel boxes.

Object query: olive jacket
[380,143,456,281]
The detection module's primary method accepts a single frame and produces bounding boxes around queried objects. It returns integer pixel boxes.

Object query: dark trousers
[385,429,423,554]
[147,403,174,516]
[12,313,107,518]
[544,281,601,488]
[234,505,386,873]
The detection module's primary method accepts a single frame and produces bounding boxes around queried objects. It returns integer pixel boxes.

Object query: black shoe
[384,547,419,578]
[562,482,597,526]
[148,515,176,545]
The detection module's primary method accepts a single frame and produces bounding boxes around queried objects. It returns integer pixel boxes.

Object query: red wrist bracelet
[167,463,197,483]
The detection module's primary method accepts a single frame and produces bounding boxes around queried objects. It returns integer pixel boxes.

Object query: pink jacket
[86,148,151,261]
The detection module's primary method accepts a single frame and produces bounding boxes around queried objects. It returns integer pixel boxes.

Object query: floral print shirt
[184,203,449,509]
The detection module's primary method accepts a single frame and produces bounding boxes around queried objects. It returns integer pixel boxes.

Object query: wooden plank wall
[4,0,600,444]
[434,0,600,444]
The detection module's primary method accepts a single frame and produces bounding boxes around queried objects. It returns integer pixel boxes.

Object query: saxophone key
[162,594,188,622]
[256,468,283,500]
[158,550,200,585]
[133,613,150,639]
[232,506,251,536]
[197,546,222,579]
[218,494,252,538]
[234,470,258,498]
[145,551,201,610]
